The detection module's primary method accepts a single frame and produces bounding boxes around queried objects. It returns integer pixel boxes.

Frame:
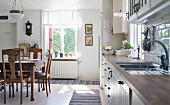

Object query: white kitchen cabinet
[128,0,168,23]
[101,56,145,105]
[138,0,150,16]
[101,58,130,105]
[128,0,138,22]
[111,65,129,105]
[128,0,150,22]
[150,0,167,8]
[101,57,107,88]
[102,57,113,105]
[128,0,150,18]
[131,90,144,105]
[113,0,128,34]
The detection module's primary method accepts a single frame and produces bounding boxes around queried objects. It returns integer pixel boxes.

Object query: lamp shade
[10,10,24,20]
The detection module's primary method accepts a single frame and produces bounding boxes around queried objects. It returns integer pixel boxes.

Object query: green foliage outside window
[52,28,76,54]
[64,28,75,53]
[53,28,61,53]
[162,29,168,37]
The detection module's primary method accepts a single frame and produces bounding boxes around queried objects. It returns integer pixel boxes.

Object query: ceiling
[0,0,102,11]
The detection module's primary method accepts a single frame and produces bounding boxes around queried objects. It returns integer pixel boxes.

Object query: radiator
[50,61,78,79]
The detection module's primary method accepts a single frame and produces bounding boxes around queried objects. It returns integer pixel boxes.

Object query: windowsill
[52,56,78,61]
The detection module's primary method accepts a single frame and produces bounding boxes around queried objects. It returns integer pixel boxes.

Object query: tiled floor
[0,84,107,105]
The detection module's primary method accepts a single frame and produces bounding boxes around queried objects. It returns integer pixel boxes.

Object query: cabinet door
[119,85,129,105]
[103,63,108,93]
[131,91,144,105]
[100,61,104,88]
[113,0,128,34]
[113,0,122,34]
[150,0,167,8]
[138,0,150,16]
[128,0,138,22]
[107,69,113,104]
[112,73,121,105]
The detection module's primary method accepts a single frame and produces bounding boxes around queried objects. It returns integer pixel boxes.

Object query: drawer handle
[118,81,124,85]
[109,71,112,78]
[108,87,110,90]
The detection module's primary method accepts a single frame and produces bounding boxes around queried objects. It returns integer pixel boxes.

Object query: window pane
[161,29,169,37]
[64,28,76,53]
[154,23,170,63]
[42,11,78,58]
[53,28,61,53]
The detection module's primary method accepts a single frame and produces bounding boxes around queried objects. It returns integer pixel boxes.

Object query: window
[140,22,170,64]
[42,11,78,58]
[129,23,144,58]
[154,23,170,61]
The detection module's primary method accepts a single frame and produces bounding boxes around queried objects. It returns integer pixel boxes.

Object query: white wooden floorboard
[0,84,107,105]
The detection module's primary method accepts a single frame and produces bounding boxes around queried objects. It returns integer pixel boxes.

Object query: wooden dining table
[0,59,46,101]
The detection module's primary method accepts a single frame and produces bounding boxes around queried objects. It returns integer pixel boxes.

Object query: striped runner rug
[69,89,102,105]
[51,80,100,85]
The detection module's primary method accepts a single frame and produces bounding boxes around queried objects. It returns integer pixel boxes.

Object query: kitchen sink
[117,63,170,75]
[117,63,159,69]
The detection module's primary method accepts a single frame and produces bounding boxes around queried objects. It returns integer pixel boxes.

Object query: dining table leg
[30,65,35,101]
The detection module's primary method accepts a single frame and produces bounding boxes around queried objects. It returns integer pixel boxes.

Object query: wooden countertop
[103,55,170,105]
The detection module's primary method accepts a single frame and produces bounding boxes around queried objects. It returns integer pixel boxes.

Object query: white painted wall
[102,0,125,50]
[17,11,41,47]
[0,11,17,23]
[0,11,41,48]
[0,23,17,58]
[0,10,101,79]
[78,9,101,80]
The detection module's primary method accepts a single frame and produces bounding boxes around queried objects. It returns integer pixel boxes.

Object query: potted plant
[121,40,134,55]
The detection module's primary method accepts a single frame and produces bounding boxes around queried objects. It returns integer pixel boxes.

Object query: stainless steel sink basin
[117,63,170,75]
[117,63,158,69]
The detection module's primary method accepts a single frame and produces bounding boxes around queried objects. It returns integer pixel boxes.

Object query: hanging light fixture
[10,0,24,20]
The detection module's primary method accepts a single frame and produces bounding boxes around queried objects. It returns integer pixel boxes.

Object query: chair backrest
[2,49,23,80]
[20,48,24,59]
[14,48,24,60]
[29,48,42,59]
[45,50,52,76]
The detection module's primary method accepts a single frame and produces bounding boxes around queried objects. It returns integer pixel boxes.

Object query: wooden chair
[28,48,44,90]
[2,49,29,104]
[15,48,24,92]
[14,48,24,60]
[35,50,52,96]
[29,48,42,59]
[0,74,4,91]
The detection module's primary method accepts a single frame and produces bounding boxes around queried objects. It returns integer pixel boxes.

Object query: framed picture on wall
[85,24,93,34]
[85,36,93,46]
[19,44,30,57]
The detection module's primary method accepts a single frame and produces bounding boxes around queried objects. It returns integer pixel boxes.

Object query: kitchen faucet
[147,40,169,71]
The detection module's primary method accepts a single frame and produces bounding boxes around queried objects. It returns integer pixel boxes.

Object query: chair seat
[6,76,29,83]
[35,73,49,79]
